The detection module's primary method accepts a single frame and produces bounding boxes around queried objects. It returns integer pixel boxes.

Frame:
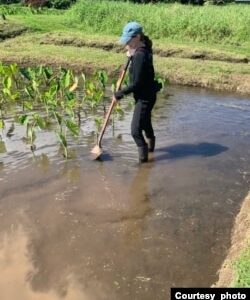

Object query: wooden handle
[116,57,131,91]
[97,57,131,147]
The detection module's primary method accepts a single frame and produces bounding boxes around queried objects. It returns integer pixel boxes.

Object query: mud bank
[215,192,250,286]
[0,21,27,41]
[41,34,250,65]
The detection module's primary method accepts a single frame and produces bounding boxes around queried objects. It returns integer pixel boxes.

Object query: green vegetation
[0,1,249,290]
[1,2,250,45]
[0,2,249,94]
[233,244,250,287]
[0,62,126,158]
[66,1,250,45]
[0,4,62,14]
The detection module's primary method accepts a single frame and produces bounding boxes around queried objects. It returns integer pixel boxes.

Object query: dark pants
[131,98,156,147]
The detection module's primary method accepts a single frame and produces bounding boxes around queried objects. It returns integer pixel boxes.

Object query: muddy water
[0,86,249,300]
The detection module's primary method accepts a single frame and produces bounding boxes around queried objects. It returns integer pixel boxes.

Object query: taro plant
[0,62,135,159]
[84,74,106,139]
[18,113,46,151]
[85,79,104,110]
[0,63,20,130]
[155,74,167,93]
[95,70,108,113]
[94,115,103,133]
[53,112,79,158]
[43,78,79,158]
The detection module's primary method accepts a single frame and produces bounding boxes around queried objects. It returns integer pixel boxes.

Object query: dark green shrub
[0,0,21,4]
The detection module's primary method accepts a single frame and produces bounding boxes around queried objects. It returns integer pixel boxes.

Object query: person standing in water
[113,21,161,163]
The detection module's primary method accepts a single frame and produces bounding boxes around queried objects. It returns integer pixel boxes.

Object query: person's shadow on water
[155,142,228,161]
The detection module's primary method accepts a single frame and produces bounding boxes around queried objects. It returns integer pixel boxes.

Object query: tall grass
[66,0,250,45]
[0,4,62,15]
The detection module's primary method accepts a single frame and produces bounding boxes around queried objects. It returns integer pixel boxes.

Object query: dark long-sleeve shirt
[115,46,156,102]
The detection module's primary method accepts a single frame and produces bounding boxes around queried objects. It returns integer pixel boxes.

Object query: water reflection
[121,163,153,240]
[0,162,156,300]
[32,153,50,172]
[0,161,4,172]
[0,140,7,154]
[0,226,89,300]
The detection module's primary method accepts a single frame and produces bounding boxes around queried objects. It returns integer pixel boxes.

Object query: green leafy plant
[0,62,130,159]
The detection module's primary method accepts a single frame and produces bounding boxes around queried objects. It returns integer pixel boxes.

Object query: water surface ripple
[0,86,249,300]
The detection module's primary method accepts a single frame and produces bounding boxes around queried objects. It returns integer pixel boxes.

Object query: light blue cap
[119,21,143,45]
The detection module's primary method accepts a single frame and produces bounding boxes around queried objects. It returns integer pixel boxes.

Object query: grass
[2,2,250,46]
[66,1,250,45]
[8,15,68,32]
[0,3,249,94]
[233,244,250,287]
[2,32,250,73]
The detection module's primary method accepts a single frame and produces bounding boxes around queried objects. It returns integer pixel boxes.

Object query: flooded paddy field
[0,85,249,300]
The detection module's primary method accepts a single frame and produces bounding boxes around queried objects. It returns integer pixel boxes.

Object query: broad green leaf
[10,63,18,74]
[64,71,71,88]
[57,132,67,148]
[65,91,75,101]
[97,70,108,88]
[10,92,19,101]
[65,120,79,137]
[32,80,39,92]
[34,113,46,130]
[24,101,33,110]
[18,115,29,125]
[24,86,34,99]
[44,67,53,80]
[0,119,5,129]
[49,83,58,97]
[3,88,11,96]
[20,68,32,81]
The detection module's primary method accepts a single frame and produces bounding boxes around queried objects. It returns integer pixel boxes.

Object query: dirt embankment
[215,191,250,286]
[0,21,28,41]
[41,34,249,65]
[0,28,250,95]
